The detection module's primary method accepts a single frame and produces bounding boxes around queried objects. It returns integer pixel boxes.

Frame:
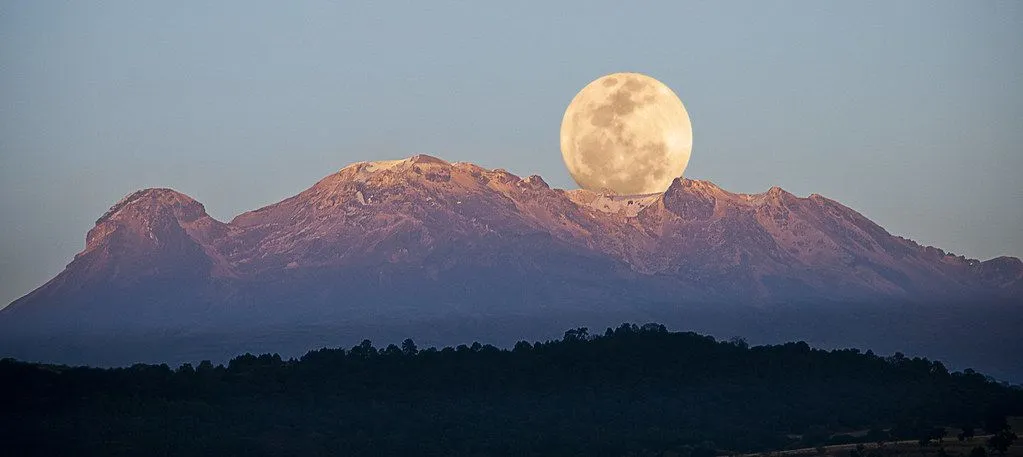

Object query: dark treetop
[3,323,1021,457]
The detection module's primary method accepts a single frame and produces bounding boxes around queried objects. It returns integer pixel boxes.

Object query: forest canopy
[2,323,1021,457]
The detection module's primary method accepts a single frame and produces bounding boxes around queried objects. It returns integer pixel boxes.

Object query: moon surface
[560,72,692,195]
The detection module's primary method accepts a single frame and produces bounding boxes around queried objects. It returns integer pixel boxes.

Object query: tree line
[2,323,1020,456]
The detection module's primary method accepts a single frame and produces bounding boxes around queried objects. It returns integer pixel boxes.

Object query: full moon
[560,72,692,195]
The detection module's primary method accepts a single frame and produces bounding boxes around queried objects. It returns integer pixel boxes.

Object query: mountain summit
[6,155,1019,321]
[2,155,1020,374]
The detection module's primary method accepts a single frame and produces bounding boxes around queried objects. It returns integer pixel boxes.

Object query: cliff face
[4,155,1019,332]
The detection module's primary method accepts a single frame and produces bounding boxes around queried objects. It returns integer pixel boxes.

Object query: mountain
[2,155,1020,377]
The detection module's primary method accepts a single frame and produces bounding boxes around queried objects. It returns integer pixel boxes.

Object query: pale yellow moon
[560,72,692,195]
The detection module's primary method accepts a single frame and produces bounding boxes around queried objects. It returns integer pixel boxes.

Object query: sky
[1,1,1021,308]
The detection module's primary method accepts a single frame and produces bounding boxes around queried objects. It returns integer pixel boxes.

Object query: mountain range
[2,155,1020,378]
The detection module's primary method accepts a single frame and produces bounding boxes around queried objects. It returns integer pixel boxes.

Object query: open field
[740,419,1023,457]
[745,435,1022,457]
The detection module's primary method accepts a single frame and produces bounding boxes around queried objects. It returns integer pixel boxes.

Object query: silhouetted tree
[401,338,418,356]
[563,327,589,341]
[196,360,215,373]
[355,339,377,358]
[728,336,749,350]
[640,323,667,333]
[382,344,402,357]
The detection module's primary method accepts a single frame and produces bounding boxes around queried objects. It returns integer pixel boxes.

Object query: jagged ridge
[4,155,1020,326]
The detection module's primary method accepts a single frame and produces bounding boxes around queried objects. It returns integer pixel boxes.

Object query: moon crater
[560,72,692,195]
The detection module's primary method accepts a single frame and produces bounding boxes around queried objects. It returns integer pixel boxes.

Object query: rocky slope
[3,154,1020,333]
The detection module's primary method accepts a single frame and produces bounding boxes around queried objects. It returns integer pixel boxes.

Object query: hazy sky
[1,1,1021,308]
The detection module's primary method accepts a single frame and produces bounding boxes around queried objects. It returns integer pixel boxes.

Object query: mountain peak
[98,188,206,225]
[357,154,449,170]
[334,154,454,181]
[670,178,725,193]
[522,175,550,189]
[9,157,1021,332]
[85,187,225,261]
[408,153,448,165]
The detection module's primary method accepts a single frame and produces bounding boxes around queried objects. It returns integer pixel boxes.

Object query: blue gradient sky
[2,1,1021,307]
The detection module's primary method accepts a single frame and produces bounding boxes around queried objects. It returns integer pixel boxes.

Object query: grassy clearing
[742,436,1021,457]
[740,419,1023,457]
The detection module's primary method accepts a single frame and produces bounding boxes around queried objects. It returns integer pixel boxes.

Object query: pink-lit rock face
[5,155,1020,325]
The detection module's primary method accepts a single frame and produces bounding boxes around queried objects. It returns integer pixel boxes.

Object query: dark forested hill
[3,324,1021,457]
